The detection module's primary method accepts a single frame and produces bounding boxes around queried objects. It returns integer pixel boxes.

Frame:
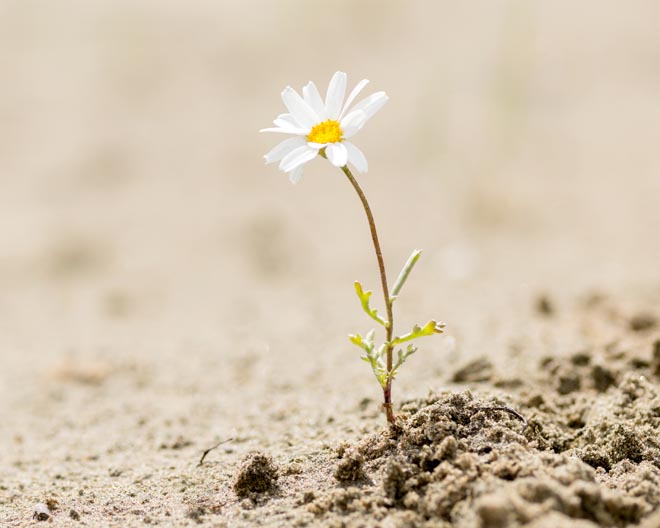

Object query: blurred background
[1,0,660,458]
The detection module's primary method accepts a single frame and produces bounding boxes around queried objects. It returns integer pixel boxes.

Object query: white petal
[350,92,388,120]
[273,118,309,134]
[281,87,320,129]
[344,141,368,172]
[264,137,306,164]
[326,142,348,167]
[325,71,347,120]
[260,126,308,135]
[340,110,367,138]
[289,165,304,184]
[279,145,317,172]
[339,79,369,120]
[302,82,326,120]
[307,142,326,149]
[273,113,298,127]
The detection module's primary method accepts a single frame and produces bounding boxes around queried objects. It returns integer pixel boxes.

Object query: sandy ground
[2,1,660,526]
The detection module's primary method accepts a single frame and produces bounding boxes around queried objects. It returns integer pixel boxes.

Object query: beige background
[1,1,660,525]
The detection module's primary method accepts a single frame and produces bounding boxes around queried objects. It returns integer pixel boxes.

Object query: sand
[2,2,660,527]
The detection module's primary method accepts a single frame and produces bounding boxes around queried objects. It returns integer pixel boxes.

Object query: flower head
[260,71,388,183]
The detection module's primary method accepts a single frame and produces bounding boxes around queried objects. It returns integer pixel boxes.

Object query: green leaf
[390,249,422,300]
[354,281,388,327]
[354,339,388,388]
[389,344,418,381]
[349,333,364,347]
[390,320,445,346]
[402,343,418,361]
[349,329,376,353]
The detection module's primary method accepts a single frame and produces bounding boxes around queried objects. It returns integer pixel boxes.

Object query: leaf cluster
[349,250,444,387]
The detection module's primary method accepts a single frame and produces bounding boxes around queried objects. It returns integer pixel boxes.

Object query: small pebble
[33,503,50,521]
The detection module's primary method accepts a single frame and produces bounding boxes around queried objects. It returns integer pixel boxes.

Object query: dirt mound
[233,452,280,498]
[302,381,660,527]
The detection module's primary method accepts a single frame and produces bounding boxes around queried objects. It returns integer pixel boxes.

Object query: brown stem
[340,165,395,425]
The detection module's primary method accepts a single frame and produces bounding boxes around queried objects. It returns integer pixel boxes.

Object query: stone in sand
[32,503,51,521]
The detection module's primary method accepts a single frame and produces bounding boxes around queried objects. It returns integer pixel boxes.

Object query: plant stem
[340,165,396,425]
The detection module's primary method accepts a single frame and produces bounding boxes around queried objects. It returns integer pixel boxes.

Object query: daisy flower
[260,71,388,183]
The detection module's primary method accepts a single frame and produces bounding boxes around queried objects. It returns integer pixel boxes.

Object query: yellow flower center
[307,119,343,144]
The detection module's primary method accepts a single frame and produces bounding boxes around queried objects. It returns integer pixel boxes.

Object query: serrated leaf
[354,281,388,327]
[349,334,363,347]
[349,332,370,353]
[390,320,445,346]
[374,367,388,387]
[405,343,418,357]
[349,329,378,358]
[392,344,418,373]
